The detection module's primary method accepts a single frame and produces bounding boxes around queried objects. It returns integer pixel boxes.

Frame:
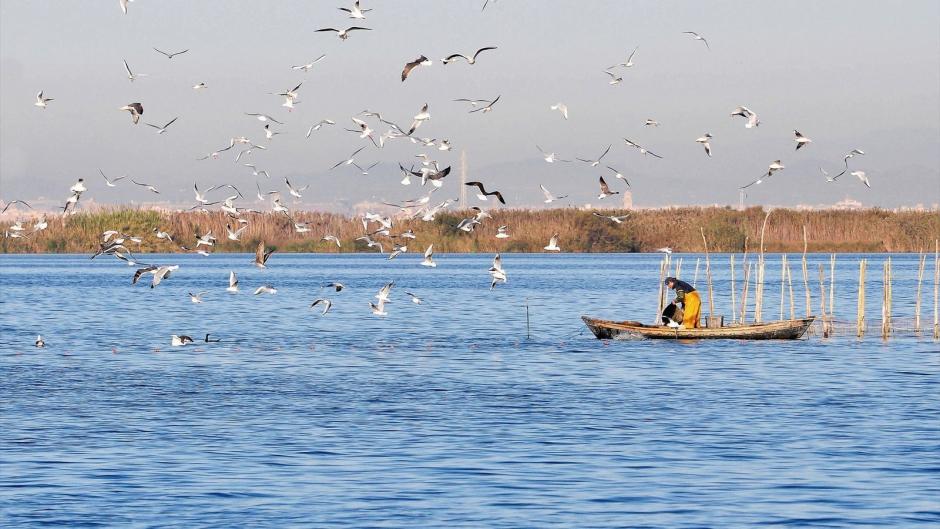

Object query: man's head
[665,277,677,289]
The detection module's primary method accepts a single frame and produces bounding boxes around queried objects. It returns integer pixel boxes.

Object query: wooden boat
[581,316,816,340]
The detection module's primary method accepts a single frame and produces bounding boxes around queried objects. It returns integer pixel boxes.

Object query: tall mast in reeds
[857,259,867,337]
[802,225,811,316]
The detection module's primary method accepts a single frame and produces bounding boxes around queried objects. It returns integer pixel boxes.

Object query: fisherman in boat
[664,277,701,328]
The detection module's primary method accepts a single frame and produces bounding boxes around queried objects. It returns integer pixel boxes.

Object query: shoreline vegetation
[1,206,937,254]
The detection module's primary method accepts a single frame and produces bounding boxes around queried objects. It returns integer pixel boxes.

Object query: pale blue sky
[1,0,938,210]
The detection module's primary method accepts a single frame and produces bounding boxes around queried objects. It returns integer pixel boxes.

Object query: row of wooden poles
[655,213,940,339]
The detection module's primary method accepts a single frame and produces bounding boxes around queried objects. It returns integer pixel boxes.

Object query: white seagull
[540,184,568,203]
[254,285,277,295]
[442,46,498,65]
[145,117,178,134]
[421,244,436,267]
[291,54,326,72]
[682,31,710,50]
[597,176,619,199]
[696,133,713,157]
[489,254,507,289]
[339,1,371,19]
[730,106,759,128]
[34,91,54,109]
[227,271,239,293]
[315,26,372,40]
[122,59,147,82]
[120,102,144,124]
[794,130,812,150]
[544,233,561,252]
[550,102,569,120]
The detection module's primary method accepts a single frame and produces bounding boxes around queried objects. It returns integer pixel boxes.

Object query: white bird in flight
[291,54,326,72]
[544,233,561,252]
[695,133,713,157]
[794,130,812,150]
[550,103,569,120]
[682,31,710,50]
[122,59,147,82]
[540,184,568,204]
[421,244,436,267]
[442,46,498,65]
[34,91,54,109]
[315,26,372,40]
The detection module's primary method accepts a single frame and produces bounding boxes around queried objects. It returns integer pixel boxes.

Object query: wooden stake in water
[818,264,829,337]
[780,254,787,321]
[755,211,771,323]
[656,257,667,324]
[857,259,866,337]
[700,228,715,326]
[802,225,811,316]
[693,257,701,288]
[525,298,531,340]
[829,254,836,325]
[786,259,796,320]
[915,252,926,334]
[730,254,737,324]
[741,262,752,324]
[934,240,939,339]
[882,259,891,339]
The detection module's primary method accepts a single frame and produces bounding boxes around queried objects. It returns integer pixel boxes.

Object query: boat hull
[582,316,815,340]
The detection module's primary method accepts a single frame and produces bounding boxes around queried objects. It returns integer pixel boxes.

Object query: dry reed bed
[1,206,937,254]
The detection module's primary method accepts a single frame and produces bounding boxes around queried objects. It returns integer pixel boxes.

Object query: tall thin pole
[656,257,667,324]
[786,259,795,320]
[780,254,787,321]
[934,240,939,339]
[829,254,836,326]
[693,258,701,287]
[857,259,866,337]
[741,263,752,323]
[700,228,714,326]
[730,254,737,324]
[755,210,771,323]
[819,264,829,337]
[915,252,926,334]
[802,225,811,316]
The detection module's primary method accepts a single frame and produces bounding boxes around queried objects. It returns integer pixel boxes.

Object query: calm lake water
[1,253,938,528]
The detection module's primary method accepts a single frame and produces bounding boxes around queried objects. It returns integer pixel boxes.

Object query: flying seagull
[550,102,569,120]
[145,117,178,134]
[153,48,189,59]
[119,102,144,124]
[1,200,32,213]
[536,145,571,163]
[245,112,284,124]
[188,291,208,303]
[254,285,278,295]
[402,55,432,81]
[420,244,436,267]
[644,119,660,127]
[122,59,147,82]
[730,106,760,128]
[442,46,497,65]
[609,47,638,69]
[119,0,132,15]
[227,271,239,293]
[850,170,872,188]
[465,181,506,204]
[330,146,366,170]
[339,1,371,19]
[540,184,568,203]
[544,233,561,252]
[254,240,275,268]
[310,299,333,315]
[794,130,812,150]
[291,54,326,72]
[598,176,619,199]
[131,180,159,194]
[489,254,507,289]
[592,212,630,224]
[315,26,371,40]
[34,91,54,109]
[576,144,611,166]
[604,70,623,85]
[682,31,710,50]
[623,138,663,158]
[468,95,500,113]
[695,133,713,157]
[741,160,785,189]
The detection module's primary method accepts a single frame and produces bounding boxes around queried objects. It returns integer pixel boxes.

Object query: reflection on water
[1,253,938,527]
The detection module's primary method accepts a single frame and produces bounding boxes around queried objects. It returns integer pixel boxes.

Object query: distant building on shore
[622,190,633,210]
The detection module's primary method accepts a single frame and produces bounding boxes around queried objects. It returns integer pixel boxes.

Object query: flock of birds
[7,1,875,347]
